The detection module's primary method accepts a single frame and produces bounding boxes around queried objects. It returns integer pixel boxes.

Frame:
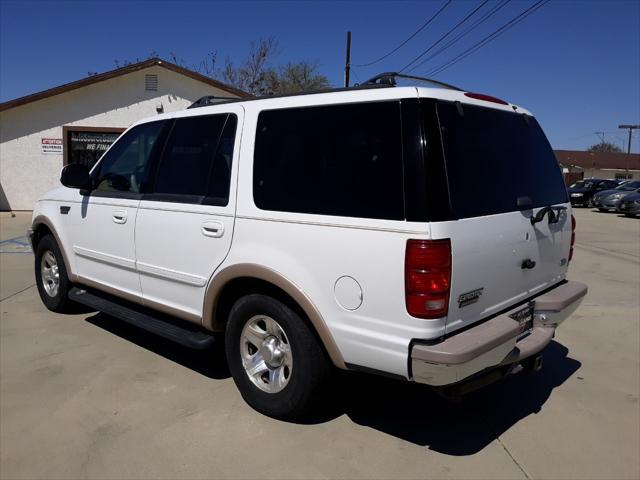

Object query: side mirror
[60,163,92,190]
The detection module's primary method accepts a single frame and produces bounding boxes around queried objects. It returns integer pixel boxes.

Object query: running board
[69,287,215,349]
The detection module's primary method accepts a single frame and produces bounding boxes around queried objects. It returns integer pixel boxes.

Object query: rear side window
[152,114,236,204]
[436,101,567,219]
[253,102,404,220]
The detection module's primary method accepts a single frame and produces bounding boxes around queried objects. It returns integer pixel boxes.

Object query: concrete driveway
[0,209,638,479]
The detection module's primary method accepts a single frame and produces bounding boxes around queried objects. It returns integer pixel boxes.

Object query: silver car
[593,181,640,212]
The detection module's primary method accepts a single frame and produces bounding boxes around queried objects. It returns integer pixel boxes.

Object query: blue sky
[1,0,639,152]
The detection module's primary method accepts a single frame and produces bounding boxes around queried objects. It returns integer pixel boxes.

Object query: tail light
[569,214,576,262]
[405,239,451,319]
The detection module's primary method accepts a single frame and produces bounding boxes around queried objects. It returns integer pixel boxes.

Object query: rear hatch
[425,99,571,334]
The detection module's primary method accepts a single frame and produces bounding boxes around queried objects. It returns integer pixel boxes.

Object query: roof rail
[360,72,463,91]
[188,95,238,109]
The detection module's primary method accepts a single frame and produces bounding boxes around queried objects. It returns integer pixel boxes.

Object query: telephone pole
[618,124,639,154]
[344,31,351,88]
[618,124,639,178]
[594,131,606,145]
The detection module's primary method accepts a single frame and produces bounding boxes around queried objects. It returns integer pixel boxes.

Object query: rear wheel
[225,294,332,420]
[34,235,76,313]
[598,208,608,212]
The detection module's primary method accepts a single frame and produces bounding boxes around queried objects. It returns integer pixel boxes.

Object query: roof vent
[145,74,158,91]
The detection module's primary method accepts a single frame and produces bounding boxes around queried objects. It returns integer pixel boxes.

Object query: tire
[34,234,76,313]
[225,294,332,420]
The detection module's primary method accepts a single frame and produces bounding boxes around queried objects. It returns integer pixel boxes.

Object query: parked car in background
[593,181,640,212]
[617,190,640,217]
[568,179,619,207]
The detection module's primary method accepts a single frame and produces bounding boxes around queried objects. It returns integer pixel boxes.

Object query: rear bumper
[410,281,587,386]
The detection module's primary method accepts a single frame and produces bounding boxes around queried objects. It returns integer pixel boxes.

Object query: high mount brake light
[464,92,509,106]
[405,239,451,319]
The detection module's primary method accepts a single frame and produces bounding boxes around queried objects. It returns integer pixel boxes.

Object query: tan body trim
[203,264,346,369]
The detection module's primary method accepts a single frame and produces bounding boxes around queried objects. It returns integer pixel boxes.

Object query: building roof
[0,58,249,112]
[555,149,640,171]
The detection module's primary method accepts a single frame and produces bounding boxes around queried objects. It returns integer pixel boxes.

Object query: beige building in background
[0,58,247,211]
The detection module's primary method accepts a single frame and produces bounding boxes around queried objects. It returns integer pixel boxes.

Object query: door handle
[201,220,225,238]
[112,210,127,224]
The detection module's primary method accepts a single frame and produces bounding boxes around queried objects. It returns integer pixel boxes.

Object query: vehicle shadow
[327,341,580,455]
[85,313,580,455]
[85,312,230,380]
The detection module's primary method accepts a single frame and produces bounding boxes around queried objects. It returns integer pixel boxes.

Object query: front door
[134,108,242,320]
[68,120,166,300]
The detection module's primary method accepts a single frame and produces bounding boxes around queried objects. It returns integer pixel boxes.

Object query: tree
[97,38,330,96]
[588,142,623,153]
[219,37,279,95]
[219,38,330,96]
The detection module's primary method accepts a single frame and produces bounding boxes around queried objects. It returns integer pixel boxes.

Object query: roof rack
[359,72,463,91]
[188,95,238,109]
[187,73,454,109]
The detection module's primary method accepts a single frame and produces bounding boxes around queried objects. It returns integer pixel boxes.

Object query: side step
[69,287,215,349]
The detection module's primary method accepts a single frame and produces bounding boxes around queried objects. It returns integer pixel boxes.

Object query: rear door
[426,100,570,334]
[134,107,242,321]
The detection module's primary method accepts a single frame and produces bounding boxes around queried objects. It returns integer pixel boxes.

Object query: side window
[253,102,404,220]
[93,121,164,194]
[152,114,236,204]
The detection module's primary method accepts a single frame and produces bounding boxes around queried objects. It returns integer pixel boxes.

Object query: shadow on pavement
[86,312,580,455]
[86,312,230,380]
[332,341,580,454]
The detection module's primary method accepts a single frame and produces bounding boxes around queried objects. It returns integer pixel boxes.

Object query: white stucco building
[0,58,247,211]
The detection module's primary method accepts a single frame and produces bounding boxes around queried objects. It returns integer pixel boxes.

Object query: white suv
[30,75,587,419]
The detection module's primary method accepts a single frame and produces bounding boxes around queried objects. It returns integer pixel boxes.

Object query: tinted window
[94,121,164,193]
[618,181,640,190]
[437,102,567,218]
[153,114,236,202]
[253,102,404,220]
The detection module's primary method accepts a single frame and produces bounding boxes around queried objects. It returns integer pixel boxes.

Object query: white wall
[582,168,640,181]
[0,66,238,210]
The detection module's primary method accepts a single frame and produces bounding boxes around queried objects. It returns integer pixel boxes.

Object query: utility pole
[618,124,639,154]
[344,31,351,88]
[594,131,606,145]
[618,124,639,179]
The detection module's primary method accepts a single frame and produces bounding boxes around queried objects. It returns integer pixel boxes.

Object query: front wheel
[34,234,76,313]
[225,294,332,420]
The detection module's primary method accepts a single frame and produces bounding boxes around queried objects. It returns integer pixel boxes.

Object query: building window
[145,74,158,91]
[63,126,125,169]
[615,173,633,181]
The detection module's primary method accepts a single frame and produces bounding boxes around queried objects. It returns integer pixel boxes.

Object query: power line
[425,0,549,77]
[406,0,511,73]
[400,0,491,73]
[352,0,453,68]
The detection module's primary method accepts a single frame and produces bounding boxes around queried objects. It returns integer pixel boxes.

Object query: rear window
[436,101,567,219]
[253,102,404,220]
